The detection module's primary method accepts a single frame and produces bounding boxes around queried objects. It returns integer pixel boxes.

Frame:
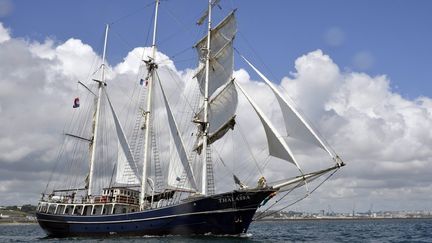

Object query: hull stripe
[37,207,256,224]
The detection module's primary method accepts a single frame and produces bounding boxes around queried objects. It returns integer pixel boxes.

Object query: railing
[36,201,140,216]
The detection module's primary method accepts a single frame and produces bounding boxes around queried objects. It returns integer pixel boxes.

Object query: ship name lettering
[218,195,250,203]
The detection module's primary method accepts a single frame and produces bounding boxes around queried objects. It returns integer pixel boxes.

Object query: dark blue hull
[36,189,275,237]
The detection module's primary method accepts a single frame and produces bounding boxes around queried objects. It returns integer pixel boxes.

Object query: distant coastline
[256,216,432,222]
[0,222,37,225]
[255,209,432,221]
[0,205,37,225]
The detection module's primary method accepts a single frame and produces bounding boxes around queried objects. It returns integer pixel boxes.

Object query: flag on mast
[139,78,149,86]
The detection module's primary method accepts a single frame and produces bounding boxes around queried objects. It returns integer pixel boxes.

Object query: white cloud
[230,49,432,212]
[0,22,11,43]
[29,39,56,59]
[274,50,432,182]
[326,70,432,165]
[0,20,431,212]
[0,23,104,204]
[280,49,341,119]
[54,38,102,79]
[114,47,175,75]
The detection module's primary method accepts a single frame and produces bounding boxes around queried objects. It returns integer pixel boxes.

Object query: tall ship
[36,0,345,237]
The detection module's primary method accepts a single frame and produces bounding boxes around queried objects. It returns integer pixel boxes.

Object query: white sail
[105,90,140,184]
[235,81,302,171]
[240,55,335,158]
[115,142,140,184]
[193,11,238,152]
[195,11,236,97]
[40,2,346,227]
[166,143,195,191]
[197,81,237,134]
[194,81,237,151]
[157,72,198,191]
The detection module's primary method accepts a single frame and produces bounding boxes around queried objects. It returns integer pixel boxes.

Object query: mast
[140,0,160,210]
[201,0,212,196]
[88,24,109,196]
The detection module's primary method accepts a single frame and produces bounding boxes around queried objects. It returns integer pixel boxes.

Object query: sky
[0,0,431,213]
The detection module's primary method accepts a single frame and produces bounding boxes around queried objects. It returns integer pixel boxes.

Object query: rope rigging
[40,2,345,223]
[254,168,340,221]
[109,1,156,26]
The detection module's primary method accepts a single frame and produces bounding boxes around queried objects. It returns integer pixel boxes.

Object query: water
[1,219,431,242]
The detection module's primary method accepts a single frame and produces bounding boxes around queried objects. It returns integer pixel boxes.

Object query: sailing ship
[36,0,345,237]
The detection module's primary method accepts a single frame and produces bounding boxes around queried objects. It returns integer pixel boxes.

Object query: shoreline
[0,221,37,225]
[256,217,432,222]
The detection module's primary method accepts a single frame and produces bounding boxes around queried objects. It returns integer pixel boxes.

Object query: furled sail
[240,55,335,158]
[235,81,302,171]
[157,72,198,191]
[105,90,140,184]
[194,11,236,97]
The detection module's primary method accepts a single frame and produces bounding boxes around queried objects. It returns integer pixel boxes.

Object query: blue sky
[2,0,431,99]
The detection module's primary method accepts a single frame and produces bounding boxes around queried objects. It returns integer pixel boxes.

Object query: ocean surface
[1,219,431,242]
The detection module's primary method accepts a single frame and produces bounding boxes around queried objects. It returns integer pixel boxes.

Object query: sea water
[0,219,431,242]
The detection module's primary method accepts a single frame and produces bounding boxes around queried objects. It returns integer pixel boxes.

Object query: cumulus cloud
[0,22,11,43]
[280,50,341,119]
[0,24,103,204]
[114,47,175,75]
[276,49,432,212]
[215,49,432,212]
[0,21,431,213]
